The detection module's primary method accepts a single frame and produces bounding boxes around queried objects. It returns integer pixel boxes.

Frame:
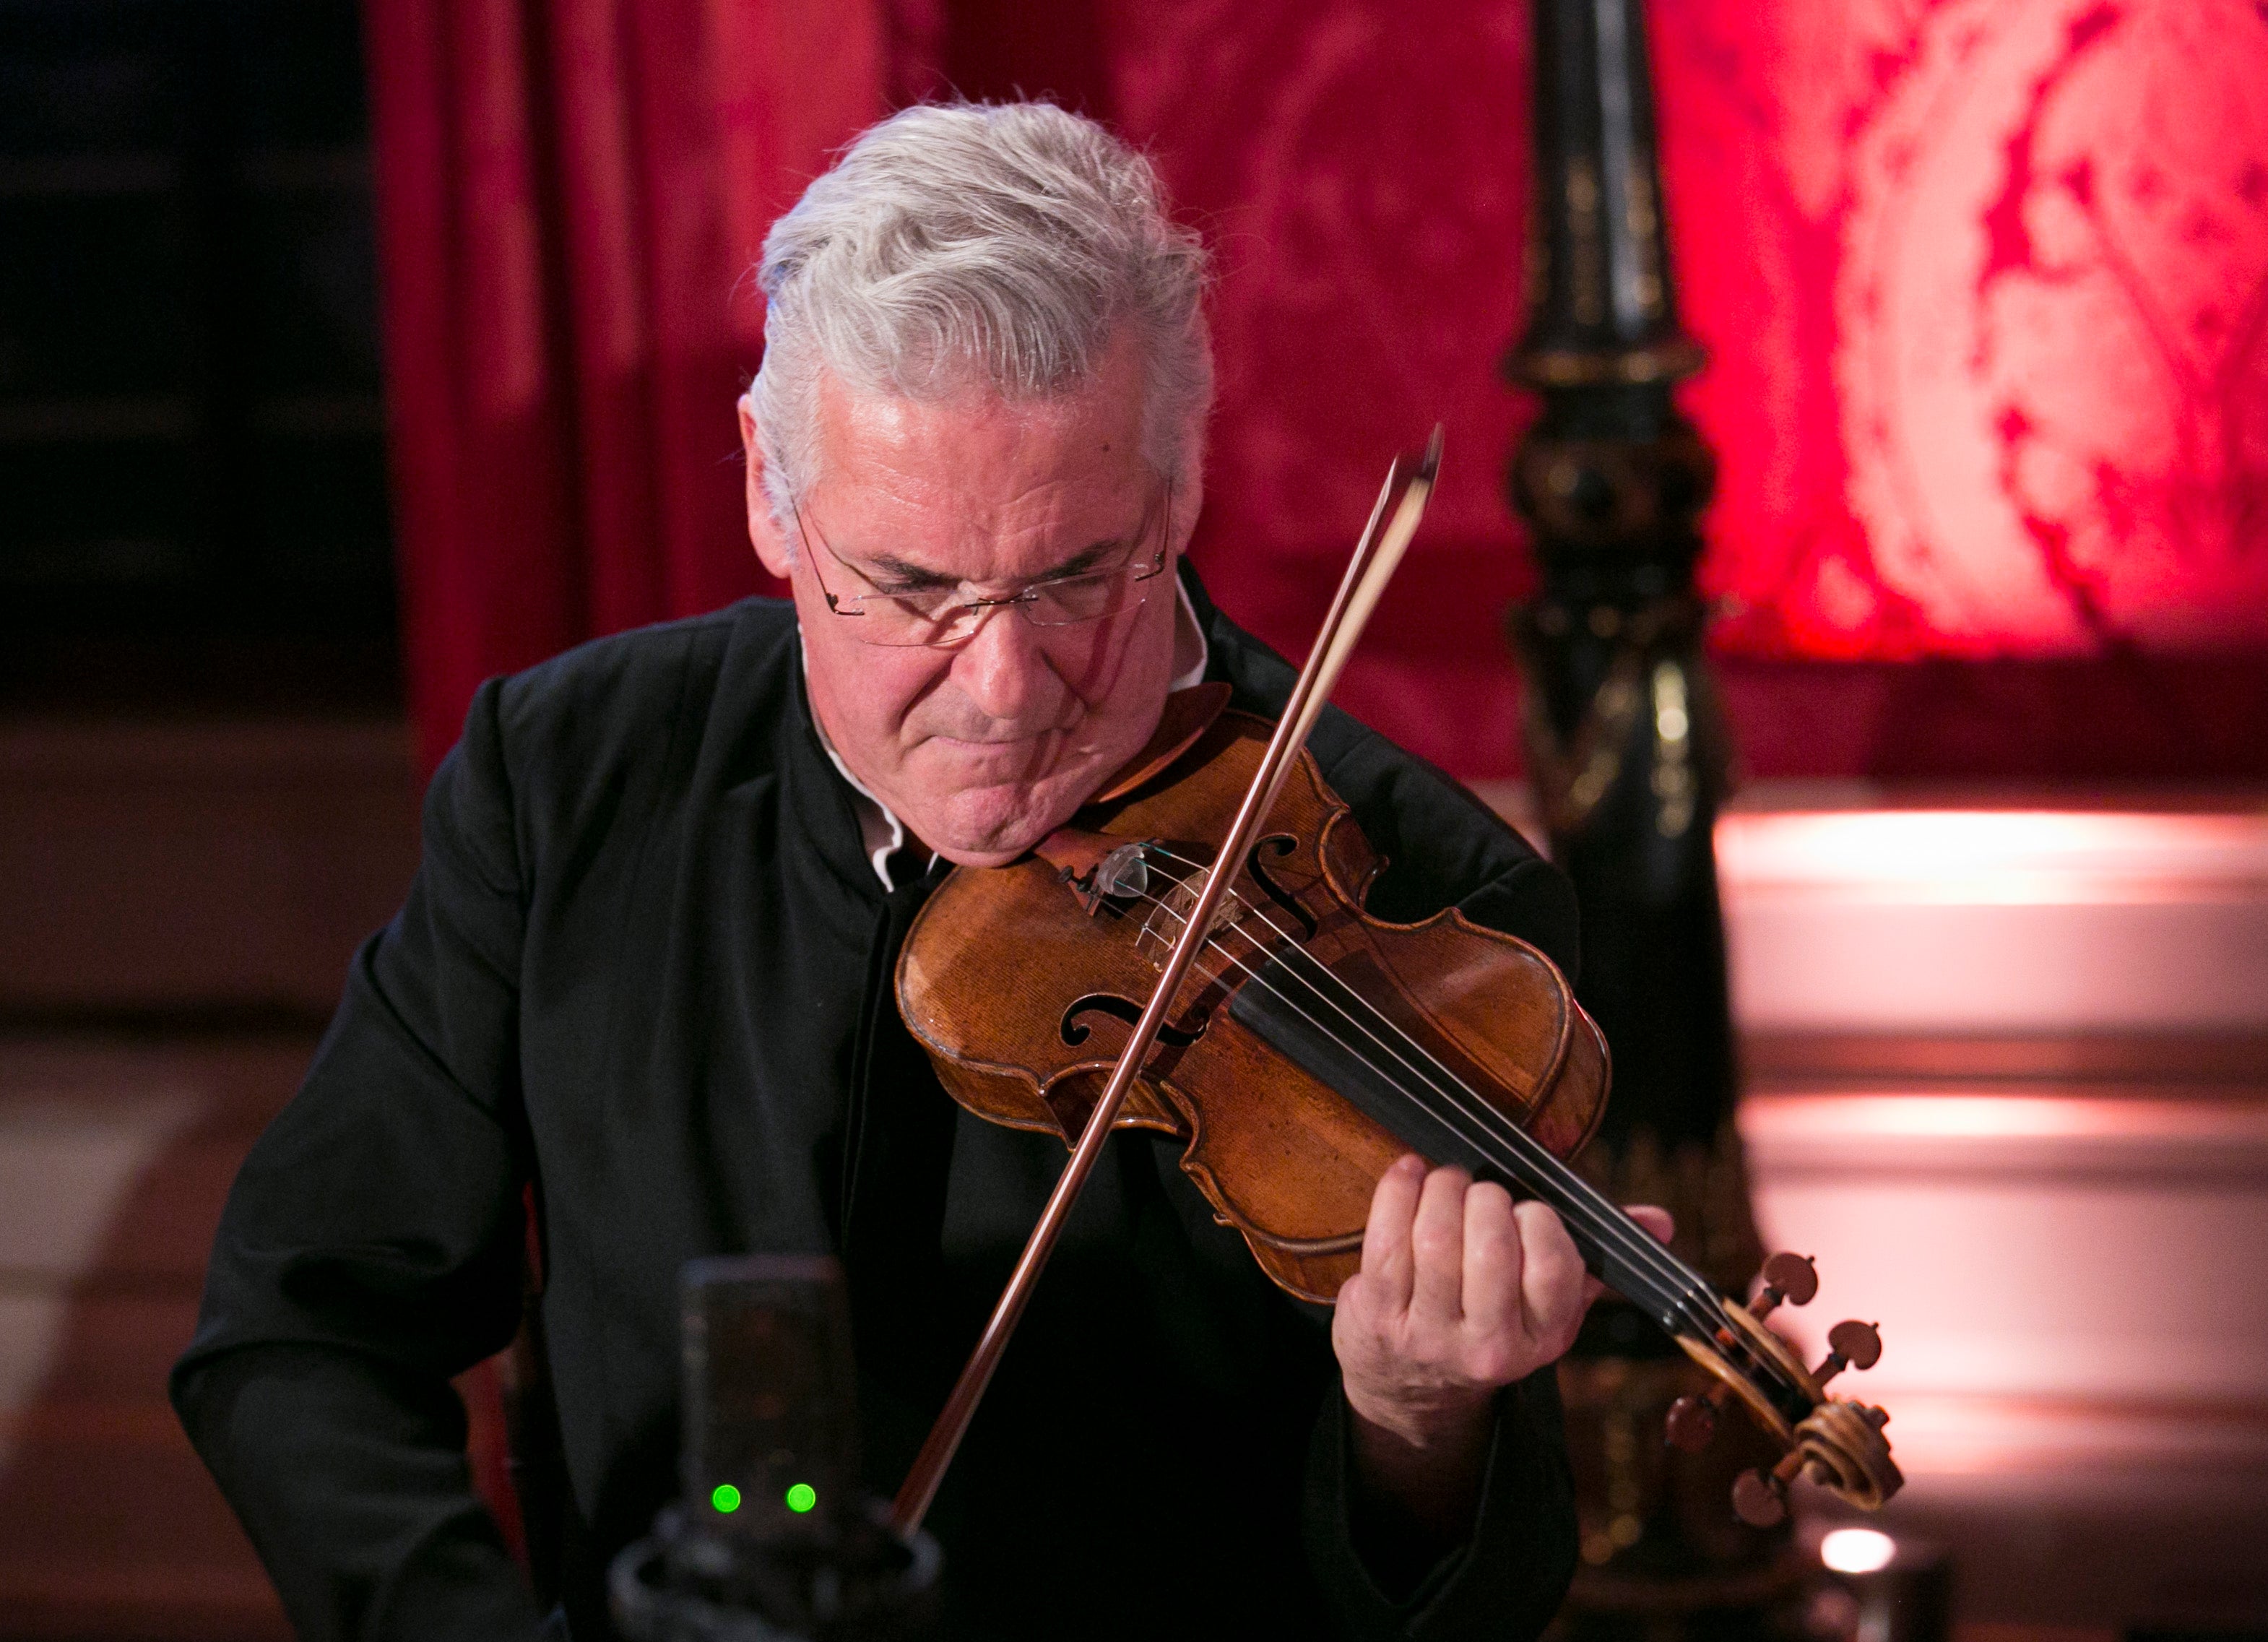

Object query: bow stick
[891,428,1445,1535]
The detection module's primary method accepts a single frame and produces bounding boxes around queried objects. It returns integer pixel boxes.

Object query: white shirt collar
[806,576,1212,889]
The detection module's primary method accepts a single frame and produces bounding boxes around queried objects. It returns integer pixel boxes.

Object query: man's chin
[916,772,1092,868]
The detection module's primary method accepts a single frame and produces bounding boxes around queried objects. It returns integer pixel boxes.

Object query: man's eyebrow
[856,532,1135,588]
[860,553,960,587]
[1035,538,1127,579]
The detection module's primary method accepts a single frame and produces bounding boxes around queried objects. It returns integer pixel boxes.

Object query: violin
[885,438,1901,1538]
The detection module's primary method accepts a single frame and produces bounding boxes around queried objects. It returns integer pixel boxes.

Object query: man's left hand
[1332,1154,1674,1543]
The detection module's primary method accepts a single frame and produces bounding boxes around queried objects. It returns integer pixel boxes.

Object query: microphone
[610,1256,941,1641]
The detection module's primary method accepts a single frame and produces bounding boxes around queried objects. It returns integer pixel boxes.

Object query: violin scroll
[1668,1249,1904,1528]
[1731,1399,1897,1528]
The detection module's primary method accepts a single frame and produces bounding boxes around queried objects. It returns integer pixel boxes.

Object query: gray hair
[746,102,1213,532]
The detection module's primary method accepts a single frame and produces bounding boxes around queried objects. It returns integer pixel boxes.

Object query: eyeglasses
[791,485,1173,647]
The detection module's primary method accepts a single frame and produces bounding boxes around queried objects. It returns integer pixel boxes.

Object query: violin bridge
[1135,866,1258,988]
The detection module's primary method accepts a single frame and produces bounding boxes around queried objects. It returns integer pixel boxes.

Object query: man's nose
[948,605,1066,725]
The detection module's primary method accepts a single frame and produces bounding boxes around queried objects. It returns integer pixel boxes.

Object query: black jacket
[173,568,1585,1641]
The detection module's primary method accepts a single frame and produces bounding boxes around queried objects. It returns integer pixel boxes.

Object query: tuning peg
[1665,1388,1725,1451]
[1731,1448,1810,1527]
[1749,1251,1819,1321]
[1731,1469,1783,1526]
[1811,1320,1883,1387]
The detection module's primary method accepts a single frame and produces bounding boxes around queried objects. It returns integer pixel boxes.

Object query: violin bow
[891,428,1445,1535]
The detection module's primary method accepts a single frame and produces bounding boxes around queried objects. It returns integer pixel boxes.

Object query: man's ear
[739,393,797,580]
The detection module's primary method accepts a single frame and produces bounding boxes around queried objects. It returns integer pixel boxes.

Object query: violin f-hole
[1061,993,1206,1050]
[1245,834,1317,940]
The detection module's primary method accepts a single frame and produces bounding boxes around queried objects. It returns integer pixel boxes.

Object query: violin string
[1123,850,1796,1398]
[1127,840,1713,1289]
[1128,844,1725,1325]
[1116,860,1689,1299]
[1108,861,1728,1342]
[1261,935,1739,1346]
[1121,886,1716,1341]
[1251,941,1705,1314]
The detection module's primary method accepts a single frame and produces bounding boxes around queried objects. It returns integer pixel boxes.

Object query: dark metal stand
[613,1258,943,1641]
[1504,1,1801,1628]
[610,1500,940,1642]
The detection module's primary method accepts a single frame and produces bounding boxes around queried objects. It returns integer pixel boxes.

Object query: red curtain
[1096,0,2268,781]
[363,0,892,768]
[367,0,2268,784]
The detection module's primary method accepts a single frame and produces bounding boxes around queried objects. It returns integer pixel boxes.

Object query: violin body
[897,708,1609,1304]
[898,701,1900,1526]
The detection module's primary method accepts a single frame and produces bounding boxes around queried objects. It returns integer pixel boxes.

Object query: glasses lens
[818,496,1167,646]
[854,597,972,646]
[1022,571,1141,627]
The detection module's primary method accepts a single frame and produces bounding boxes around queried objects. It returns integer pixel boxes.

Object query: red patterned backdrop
[1088,0,2268,778]
[373,0,2268,780]
[1666,0,2268,661]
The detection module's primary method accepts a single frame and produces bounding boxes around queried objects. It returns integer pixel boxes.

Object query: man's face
[741,328,1186,867]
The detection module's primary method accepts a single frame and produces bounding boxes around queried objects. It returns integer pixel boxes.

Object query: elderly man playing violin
[176,103,1668,1642]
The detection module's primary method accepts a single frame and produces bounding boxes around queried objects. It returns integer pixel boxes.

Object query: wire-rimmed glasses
[792,486,1174,647]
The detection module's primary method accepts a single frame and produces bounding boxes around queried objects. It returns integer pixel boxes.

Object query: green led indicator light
[784,1483,818,1514]
[711,1484,742,1514]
